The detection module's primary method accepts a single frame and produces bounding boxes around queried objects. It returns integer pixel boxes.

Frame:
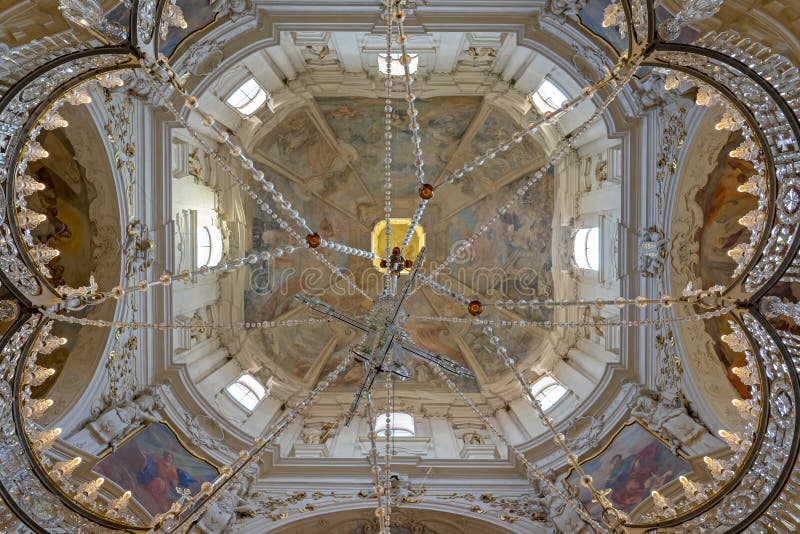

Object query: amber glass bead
[306,233,321,248]
[467,300,483,316]
[418,184,434,200]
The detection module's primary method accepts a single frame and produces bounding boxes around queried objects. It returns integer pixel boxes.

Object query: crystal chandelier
[0,0,798,532]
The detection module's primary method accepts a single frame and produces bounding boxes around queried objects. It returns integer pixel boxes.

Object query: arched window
[374,412,415,437]
[530,78,569,113]
[535,383,568,411]
[378,53,419,76]
[226,78,268,116]
[574,227,600,271]
[196,224,223,268]
[225,374,267,411]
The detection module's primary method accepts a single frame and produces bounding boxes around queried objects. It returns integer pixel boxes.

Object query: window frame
[374,412,415,438]
[535,382,569,412]
[574,227,600,271]
[225,77,268,116]
[378,52,419,76]
[196,223,224,268]
[225,373,267,412]
[530,78,570,114]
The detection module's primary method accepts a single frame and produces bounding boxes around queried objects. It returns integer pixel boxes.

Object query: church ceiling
[243,96,553,390]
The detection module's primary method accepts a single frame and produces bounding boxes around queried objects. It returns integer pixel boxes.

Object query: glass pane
[239,391,260,411]
[226,78,268,115]
[378,53,419,76]
[238,373,266,399]
[374,412,415,437]
[531,79,568,113]
[536,384,567,411]
[574,228,590,269]
[226,382,248,402]
[574,227,600,271]
[225,374,266,412]
[586,227,600,271]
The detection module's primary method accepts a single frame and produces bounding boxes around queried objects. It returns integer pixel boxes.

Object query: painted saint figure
[137,450,199,513]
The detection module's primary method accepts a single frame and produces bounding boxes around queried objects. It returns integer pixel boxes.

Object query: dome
[0,0,798,532]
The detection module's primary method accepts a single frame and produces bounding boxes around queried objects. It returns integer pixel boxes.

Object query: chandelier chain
[384,5,395,295]
[140,56,373,300]
[428,54,643,281]
[165,353,355,532]
[426,362,608,532]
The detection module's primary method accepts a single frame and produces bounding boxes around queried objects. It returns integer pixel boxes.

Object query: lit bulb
[51,456,82,481]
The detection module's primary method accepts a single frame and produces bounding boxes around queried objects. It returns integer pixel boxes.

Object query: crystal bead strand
[319,239,380,261]
[383,3,395,296]
[408,307,732,329]
[396,4,425,188]
[382,364,394,534]
[140,55,312,236]
[439,70,622,190]
[427,363,605,532]
[161,353,355,532]
[40,308,333,331]
[397,52,627,260]
[417,277,630,525]
[365,391,389,530]
[429,54,643,280]
[480,321,628,526]
[400,198,428,252]
[394,2,429,256]
[57,241,304,309]
[481,294,731,310]
[139,61,371,301]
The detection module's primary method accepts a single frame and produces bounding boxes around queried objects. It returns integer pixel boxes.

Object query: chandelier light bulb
[50,457,82,481]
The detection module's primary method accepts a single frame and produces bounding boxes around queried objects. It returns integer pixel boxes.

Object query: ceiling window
[378,53,419,76]
[530,78,569,114]
[197,224,224,268]
[574,227,600,271]
[374,412,415,437]
[226,78,268,116]
[225,374,267,412]
[533,381,568,412]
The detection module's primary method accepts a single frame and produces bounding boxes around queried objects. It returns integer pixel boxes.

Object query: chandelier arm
[140,61,372,301]
[399,199,428,254]
[396,9,426,188]
[365,390,389,526]
[643,58,779,300]
[382,360,394,533]
[394,3,429,256]
[39,308,334,330]
[428,55,643,281]
[409,307,733,329]
[434,65,623,194]
[398,59,630,264]
[383,2,395,295]
[163,353,355,533]
[59,241,305,310]
[425,360,609,533]
[478,320,630,527]
[140,56,313,235]
[413,274,737,525]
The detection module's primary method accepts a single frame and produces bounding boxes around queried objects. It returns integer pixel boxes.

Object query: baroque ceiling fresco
[2,0,800,532]
[243,96,552,391]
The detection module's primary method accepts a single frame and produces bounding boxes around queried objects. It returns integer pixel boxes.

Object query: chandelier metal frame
[0,0,798,532]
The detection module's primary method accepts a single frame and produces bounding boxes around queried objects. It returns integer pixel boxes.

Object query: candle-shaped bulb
[51,456,82,481]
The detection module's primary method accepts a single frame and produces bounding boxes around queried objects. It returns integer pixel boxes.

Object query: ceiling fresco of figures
[23,104,121,419]
[695,131,758,288]
[242,96,553,391]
